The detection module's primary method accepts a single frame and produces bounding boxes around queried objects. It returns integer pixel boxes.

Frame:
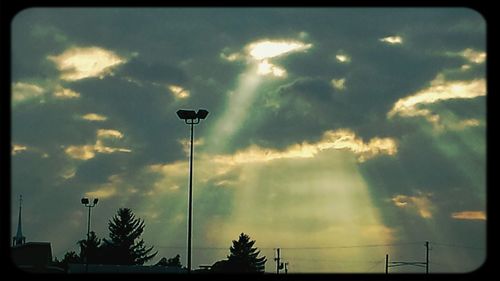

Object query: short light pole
[176,109,209,273]
[81,197,98,273]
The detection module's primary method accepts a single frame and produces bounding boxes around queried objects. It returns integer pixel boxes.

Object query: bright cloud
[446,48,486,64]
[331,78,346,90]
[451,211,486,221]
[232,39,313,78]
[65,145,96,160]
[97,129,124,139]
[147,161,189,194]
[209,39,313,148]
[65,129,130,160]
[220,52,241,62]
[84,175,123,199]
[335,54,351,63]
[246,40,312,60]
[53,86,80,99]
[12,82,45,104]
[85,187,116,199]
[461,64,471,71]
[446,118,482,131]
[391,192,434,219]
[12,143,49,158]
[380,36,403,44]
[458,119,481,127]
[48,46,126,81]
[387,75,486,125]
[61,167,77,180]
[256,60,286,77]
[213,129,397,164]
[460,48,486,64]
[85,178,118,199]
[94,140,132,154]
[81,113,108,122]
[168,85,190,99]
[12,144,28,155]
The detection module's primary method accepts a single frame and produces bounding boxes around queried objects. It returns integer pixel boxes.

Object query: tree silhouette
[77,231,101,264]
[154,254,183,268]
[54,251,81,271]
[212,233,266,273]
[100,208,157,265]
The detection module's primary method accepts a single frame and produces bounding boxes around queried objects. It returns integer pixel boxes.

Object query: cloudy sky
[11,8,486,273]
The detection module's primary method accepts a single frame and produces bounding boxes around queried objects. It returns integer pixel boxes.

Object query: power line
[155,242,424,250]
[156,246,227,249]
[385,241,430,274]
[431,242,485,251]
[278,242,422,250]
[287,257,382,263]
[365,260,385,272]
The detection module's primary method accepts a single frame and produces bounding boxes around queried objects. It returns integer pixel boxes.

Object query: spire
[13,195,26,246]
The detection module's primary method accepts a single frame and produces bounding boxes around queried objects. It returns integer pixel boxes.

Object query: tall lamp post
[176,109,209,273]
[81,197,98,273]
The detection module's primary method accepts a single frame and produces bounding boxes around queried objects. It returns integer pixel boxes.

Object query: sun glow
[247,40,312,60]
[48,46,126,81]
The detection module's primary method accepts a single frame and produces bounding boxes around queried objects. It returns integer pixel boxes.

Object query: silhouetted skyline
[11,8,485,273]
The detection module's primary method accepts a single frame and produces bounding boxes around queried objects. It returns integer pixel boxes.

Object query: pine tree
[77,231,101,264]
[54,251,81,271]
[101,208,157,265]
[225,233,266,273]
[154,254,182,268]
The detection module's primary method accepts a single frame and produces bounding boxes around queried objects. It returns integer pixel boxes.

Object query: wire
[286,257,382,263]
[365,260,384,272]
[278,242,422,250]
[431,242,486,251]
[155,242,423,250]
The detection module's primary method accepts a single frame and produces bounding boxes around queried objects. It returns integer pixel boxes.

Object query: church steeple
[13,195,26,246]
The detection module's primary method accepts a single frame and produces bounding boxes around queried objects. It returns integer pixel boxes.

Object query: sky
[10,7,486,273]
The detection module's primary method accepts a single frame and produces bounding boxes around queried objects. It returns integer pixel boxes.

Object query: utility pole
[275,248,281,274]
[385,241,430,274]
[425,241,429,274]
[385,254,389,274]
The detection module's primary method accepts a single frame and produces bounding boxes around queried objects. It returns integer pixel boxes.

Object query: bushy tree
[100,208,157,265]
[54,251,81,271]
[154,254,182,268]
[212,233,266,273]
[77,231,102,264]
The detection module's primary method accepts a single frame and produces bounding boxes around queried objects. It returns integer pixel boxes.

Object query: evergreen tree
[77,231,101,264]
[154,254,182,268]
[54,251,81,271]
[100,208,157,265]
[213,233,266,273]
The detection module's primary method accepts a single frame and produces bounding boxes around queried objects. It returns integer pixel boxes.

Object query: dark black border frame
[1,1,495,280]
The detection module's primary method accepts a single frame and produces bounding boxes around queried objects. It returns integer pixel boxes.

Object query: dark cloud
[12,101,97,149]
[117,58,188,85]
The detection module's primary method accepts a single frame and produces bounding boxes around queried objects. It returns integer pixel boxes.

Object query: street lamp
[176,109,209,273]
[81,197,98,273]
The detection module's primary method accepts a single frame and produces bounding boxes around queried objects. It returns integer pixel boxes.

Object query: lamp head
[93,198,99,205]
[177,109,197,120]
[196,109,209,120]
[81,198,89,205]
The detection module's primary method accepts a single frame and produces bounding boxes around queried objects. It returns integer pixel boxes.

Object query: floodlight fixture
[177,109,197,120]
[196,109,209,120]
